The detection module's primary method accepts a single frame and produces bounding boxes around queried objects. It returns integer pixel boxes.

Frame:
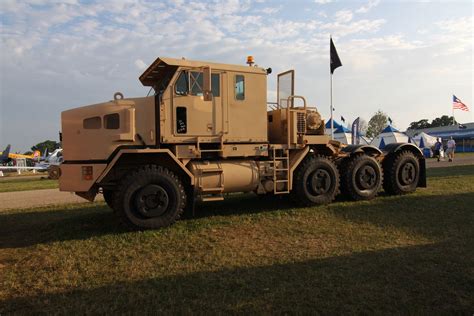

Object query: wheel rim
[134,184,169,218]
[356,164,377,190]
[399,162,416,185]
[309,169,332,195]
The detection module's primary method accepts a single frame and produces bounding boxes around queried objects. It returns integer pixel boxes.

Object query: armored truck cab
[59,56,426,229]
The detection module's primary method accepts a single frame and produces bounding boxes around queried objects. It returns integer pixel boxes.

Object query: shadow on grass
[1,192,473,250]
[0,204,128,249]
[2,239,472,314]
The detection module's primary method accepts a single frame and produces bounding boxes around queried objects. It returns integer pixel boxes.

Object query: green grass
[0,177,58,193]
[1,166,473,314]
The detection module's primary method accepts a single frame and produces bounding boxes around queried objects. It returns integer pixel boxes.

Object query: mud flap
[76,189,98,202]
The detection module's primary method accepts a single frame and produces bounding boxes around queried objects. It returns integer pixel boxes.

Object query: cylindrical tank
[189,160,260,193]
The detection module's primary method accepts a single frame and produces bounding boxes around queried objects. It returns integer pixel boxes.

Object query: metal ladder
[198,166,225,202]
[272,147,290,194]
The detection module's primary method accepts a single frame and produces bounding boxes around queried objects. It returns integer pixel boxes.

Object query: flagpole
[330,70,333,140]
[330,35,334,140]
[452,94,455,125]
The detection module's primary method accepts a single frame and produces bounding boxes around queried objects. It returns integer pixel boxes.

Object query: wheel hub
[310,169,331,195]
[356,165,377,190]
[400,162,415,185]
[134,184,169,218]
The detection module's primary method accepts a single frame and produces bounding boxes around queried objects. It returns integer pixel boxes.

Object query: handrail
[286,95,307,110]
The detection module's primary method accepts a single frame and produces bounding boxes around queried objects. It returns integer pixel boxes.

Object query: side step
[201,194,224,202]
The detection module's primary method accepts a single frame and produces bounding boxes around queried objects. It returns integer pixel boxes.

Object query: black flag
[330,37,342,74]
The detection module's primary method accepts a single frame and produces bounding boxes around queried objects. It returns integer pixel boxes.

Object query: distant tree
[408,115,457,130]
[31,140,59,154]
[431,115,456,127]
[408,119,431,130]
[366,110,388,138]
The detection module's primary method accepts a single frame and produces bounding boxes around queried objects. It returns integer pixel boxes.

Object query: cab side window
[104,113,120,129]
[235,75,245,100]
[211,74,220,97]
[175,71,220,97]
[190,72,203,96]
[175,71,188,95]
[83,116,101,129]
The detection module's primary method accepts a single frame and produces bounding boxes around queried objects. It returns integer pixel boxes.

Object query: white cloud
[335,10,353,23]
[314,0,333,4]
[260,6,282,15]
[356,0,380,13]
[134,59,147,70]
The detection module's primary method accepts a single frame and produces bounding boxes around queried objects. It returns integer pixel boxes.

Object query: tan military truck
[59,56,426,229]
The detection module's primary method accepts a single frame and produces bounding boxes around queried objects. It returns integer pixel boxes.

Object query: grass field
[1,166,473,314]
[0,177,58,193]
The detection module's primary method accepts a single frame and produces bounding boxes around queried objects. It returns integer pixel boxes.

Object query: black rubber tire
[291,155,339,206]
[114,165,186,230]
[383,150,420,195]
[341,154,383,201]
[48,165,61,180]
[103,189,116,210]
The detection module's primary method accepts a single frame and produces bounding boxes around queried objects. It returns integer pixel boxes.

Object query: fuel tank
[189,160,260,193]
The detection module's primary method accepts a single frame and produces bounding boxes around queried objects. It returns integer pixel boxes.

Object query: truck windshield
[175,71,220,97]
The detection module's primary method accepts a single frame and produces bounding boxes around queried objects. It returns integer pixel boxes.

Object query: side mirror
[203,66,212,101]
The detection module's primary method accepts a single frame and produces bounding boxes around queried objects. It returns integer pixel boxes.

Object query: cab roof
[139,57,267,86]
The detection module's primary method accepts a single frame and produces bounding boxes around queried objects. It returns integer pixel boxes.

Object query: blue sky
[1,0,472,151]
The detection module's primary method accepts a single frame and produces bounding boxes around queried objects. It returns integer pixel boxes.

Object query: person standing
[434,138,443,162]
[446,137,456,162]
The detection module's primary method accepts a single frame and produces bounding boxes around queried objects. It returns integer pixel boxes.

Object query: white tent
[333,125,352,144]
[412,132,437,148]
[371,125,410,149]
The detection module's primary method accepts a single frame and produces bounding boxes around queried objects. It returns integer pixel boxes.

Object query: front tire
[114,165,186,230]
[341,154,383,201]
[383,151,420,195]
[291,155,339,206]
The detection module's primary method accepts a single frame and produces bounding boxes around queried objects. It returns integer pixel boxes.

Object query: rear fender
[341,145,383,157]
[382,143,426,187]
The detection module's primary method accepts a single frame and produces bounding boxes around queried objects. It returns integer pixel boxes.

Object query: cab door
[172,70,222,137]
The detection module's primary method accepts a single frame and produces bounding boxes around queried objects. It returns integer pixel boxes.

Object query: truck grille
[297,112,306,134]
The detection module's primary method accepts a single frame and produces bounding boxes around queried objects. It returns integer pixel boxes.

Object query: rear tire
[341,154,382,201]
[383,150,420,195]
[291,155,339,206]
[114,165,186,230]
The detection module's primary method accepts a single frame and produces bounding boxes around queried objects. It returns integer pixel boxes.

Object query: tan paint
[59,164,106,192]
[61,96,155,161]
